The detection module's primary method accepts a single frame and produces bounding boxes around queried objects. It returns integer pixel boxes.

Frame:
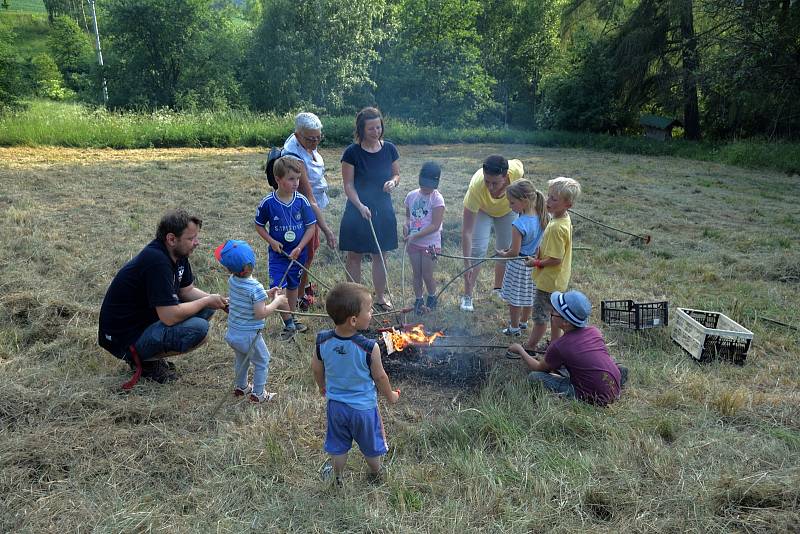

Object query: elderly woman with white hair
[282,112,336,309]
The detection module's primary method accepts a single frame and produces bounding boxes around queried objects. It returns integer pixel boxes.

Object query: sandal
[374,301,393,312]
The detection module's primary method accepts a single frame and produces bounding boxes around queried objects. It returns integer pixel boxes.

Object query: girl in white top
[403,162,445,314]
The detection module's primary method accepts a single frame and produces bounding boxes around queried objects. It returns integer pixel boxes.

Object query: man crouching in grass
[98,209,228,387]
[508,290,628,406]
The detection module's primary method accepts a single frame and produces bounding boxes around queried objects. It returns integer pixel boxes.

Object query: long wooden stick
[568,208,651,244]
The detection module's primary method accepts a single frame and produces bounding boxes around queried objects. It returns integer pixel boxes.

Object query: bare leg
[550,316,563,343]
[332,453,348,476]
[463,262,481,297]
[364,455,382,473]
[509,305,521,328]
[372,253,389,305]
[409,250,424,298]
[493,261,505,289]
[527,322,547,350]
[521,306,532,324]
[346,252,362,284]
[420,253,436,296]
[279,287,299,322]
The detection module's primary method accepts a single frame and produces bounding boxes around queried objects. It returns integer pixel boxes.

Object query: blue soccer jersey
[254,192,317,250]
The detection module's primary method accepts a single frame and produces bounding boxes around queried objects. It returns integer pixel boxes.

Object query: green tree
[374,0,495,125]
[699,0,800,138]
[0,23,21,109]
[48,15,93,73]
[477,0,560,127]
[244,0,386,113]
[31,52,73,100]
[539,31,631,132]
[43,0,89,31]
[103,0,243,109]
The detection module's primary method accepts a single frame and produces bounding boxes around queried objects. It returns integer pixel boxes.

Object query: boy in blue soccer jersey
[312,282,400,486]
[255,157,318,340]
[215,240,287,403]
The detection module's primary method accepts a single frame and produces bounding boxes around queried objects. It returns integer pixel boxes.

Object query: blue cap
[214,240,256,274]
[550,290,591,328]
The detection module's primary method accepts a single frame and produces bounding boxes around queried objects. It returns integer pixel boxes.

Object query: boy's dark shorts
[324,399,388,458]
[532,289,553,324]
[269,250,307,290]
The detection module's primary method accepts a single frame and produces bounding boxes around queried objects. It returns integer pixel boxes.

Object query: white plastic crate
[671,307,753,365]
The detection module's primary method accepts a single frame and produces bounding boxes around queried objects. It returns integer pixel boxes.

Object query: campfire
[373,325,494,388]
[381,324,444,354]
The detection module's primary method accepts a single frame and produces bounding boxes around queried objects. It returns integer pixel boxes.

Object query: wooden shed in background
[640,115,682,141]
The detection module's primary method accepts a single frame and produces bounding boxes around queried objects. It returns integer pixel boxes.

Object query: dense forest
[1,0,799,140]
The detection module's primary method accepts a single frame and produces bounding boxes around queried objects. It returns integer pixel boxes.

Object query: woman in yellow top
[460,155,525,311]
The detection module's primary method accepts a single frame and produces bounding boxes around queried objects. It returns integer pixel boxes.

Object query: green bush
[30,52,72,100]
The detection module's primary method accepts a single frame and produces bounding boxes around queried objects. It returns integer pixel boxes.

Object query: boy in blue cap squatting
[216,240,287,403]
[508,290,628,406]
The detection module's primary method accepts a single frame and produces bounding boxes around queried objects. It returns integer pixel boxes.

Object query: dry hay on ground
[1,146,799,532]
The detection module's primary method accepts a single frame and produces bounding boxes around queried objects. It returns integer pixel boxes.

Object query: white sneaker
[460,296,474,312]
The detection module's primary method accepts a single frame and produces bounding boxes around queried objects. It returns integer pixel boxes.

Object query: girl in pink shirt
[403,162,445,314]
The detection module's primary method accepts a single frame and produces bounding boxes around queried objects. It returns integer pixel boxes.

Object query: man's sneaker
[459,296,474,312]
[293,320,308,333]
[492,288,502,298]
[234,383,252,397]
[320,460,343,488]
[249,391,276,403]
[502,326,522,336]
[519,322,528,330]
[141,359,177,384]
[425,295,438,310]
[413,297,425,315]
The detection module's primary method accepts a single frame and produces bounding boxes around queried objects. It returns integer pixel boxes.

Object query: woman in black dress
[338,107,400,309]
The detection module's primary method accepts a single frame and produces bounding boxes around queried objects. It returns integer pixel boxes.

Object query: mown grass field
[1,144,799,532]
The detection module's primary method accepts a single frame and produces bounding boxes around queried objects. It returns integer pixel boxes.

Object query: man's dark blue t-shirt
[98,239,193,357]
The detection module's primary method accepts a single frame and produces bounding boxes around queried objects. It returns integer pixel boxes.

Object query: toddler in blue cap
[508,290,628,406]
[215,239,287,403]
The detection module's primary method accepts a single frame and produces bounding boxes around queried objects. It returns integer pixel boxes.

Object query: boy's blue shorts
[269,250,307,290]
[324,399,388,458]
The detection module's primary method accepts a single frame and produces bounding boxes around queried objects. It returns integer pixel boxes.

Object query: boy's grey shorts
[532,289,553,324]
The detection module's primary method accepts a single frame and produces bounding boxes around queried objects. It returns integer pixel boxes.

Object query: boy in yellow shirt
[523,177,581,351]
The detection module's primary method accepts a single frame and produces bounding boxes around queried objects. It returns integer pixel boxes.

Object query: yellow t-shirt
[462,159,525,217]
[532,214,572,293]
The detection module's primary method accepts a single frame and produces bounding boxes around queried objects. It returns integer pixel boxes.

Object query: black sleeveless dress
[338,141,399,253]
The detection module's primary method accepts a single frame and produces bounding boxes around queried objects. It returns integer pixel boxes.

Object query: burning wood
[381,324,444,354]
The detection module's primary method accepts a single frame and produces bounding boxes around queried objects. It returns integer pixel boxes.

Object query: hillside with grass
[1,144,798,531]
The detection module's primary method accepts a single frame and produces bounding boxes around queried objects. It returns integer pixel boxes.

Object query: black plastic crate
[601,299,668,330]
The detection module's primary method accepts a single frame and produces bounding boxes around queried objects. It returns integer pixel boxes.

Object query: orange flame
[389,324,444,352]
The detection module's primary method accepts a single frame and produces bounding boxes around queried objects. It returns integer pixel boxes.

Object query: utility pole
[87,0,109,104]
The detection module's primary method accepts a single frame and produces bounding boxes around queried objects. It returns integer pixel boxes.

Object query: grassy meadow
[1,144,799,532]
